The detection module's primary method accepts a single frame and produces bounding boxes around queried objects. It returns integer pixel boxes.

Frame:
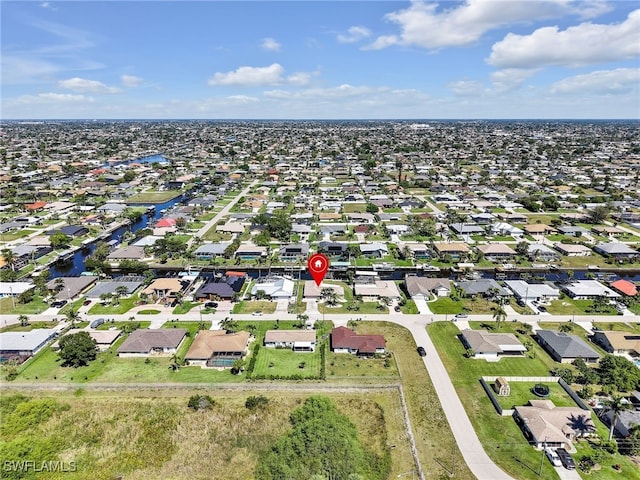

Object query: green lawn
[494,381,578,411]
[0,321,59,333]
[172,301,202,314]
[592,321,640,333]
[232,300,277,314]
[326,351,398,379]
[0,295,50,315]
[252,347,322,378]
[87,294,139,314]
[400,299,419,314]
[0,229,36,241]
[546,298,618,315]
[96,320,152,330]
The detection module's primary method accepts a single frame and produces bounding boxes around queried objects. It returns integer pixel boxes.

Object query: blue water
[49,194,185,278]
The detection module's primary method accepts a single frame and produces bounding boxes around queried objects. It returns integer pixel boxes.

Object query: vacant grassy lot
[232,300,277,314]
[88,294,139,314]
[0,295,49,315]
[428,321,640,480]
[0,390,409,480]
[253,347,322,378]
[327,351,398,379]
[0,321,59,333]
[127,191,182,203]
[547,298,618,315]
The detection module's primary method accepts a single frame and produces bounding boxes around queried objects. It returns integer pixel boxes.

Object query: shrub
[187,395,216,411]
[245,395,269,410]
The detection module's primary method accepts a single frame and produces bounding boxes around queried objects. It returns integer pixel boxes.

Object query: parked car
[394,305,401,312]
[417,346,427,357]
[83,299,92,306]
[252,311,263,316]
[90,318,105,329]
[537,305,547,312]
[50,300,67,308]
[545,448,562,467]
[555,448,575,470]
[204,302,218,309]
[454,313,468,319]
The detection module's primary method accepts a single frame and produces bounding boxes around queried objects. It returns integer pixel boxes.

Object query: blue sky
[2,0,639,119]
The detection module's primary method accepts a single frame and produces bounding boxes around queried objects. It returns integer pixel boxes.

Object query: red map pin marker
[308,253,329,286]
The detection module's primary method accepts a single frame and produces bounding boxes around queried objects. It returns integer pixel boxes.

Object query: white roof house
[0,329,57,355]
[504,280,560,302]
[0,282,35,298]
[561,280,620,299]
[251,276,295,299]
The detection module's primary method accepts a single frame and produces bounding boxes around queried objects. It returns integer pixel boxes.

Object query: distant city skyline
[2,0,639,119]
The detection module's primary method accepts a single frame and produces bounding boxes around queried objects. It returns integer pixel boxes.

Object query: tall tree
[492,301,507,330]
[604,394,631,441]
[58,332,97,367]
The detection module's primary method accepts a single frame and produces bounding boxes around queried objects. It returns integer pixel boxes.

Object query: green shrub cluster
[256,396,390,480]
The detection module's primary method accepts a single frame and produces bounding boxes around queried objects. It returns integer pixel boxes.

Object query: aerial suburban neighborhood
[1,119,640,480]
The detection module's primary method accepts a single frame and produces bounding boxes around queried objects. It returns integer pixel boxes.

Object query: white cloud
[490,68,538,92]
[367,0,610,50]
[550,68,640,95]
[58,77,121,94]
[121,74,144,87]
[209,63,285,86]
[208,64,316,87]
[260,37,281,51]
[227,95,259,103]
[488,10,640,68]
[448,80,484,96]
[337,26,371,43]
[16,93,93,104]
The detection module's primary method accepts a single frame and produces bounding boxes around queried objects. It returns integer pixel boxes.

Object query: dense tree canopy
[58,332,97,367]
[256,396,389,480]
[597,355,640,392]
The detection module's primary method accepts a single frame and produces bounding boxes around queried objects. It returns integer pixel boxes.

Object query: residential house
[185,330,250,367]
[489,222,524,237]
[251,276,295,299]
[117,329,187,357]
[557,226,590,237]
[504,280,560,304]
[318,241,348,257]
[528,244,560,262]
[0,282,36,298]
[610,279,638,297]
[0,329,57,363]
[594,242,639,260]
[560,280,620,300]
[592,330,640,356]
[476,243,517,261]
[524,224,556,235]
[405,276,451,299]
[303,281,344,299]
[53,329,121,352]
[234,244,267,260]
[195,282,235,300]
[46,276,98,300]
[354,280,401,301]
[601,405,640,438]
[535,330,600,363]
[456,279,511,298]
[359,243,388,258]
[554,244,592,257]
[330,326,386,356]
[264,330,317,352]
[459,329,527,361]
[450,223,485,236]
[193,242,231,260]
[106,245,146,261]
[432,242,470,260]
[46,225,89,237]
[403,242,430,259]
[142,278,186,301]
[278,243,310,262]
[514,400,595,449]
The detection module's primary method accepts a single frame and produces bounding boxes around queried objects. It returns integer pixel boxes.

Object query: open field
[232,300,277,314]
[0,389,410,480]
[0,321,58,333]
[0,295,49,315]
[493,381,577,410]
[428,321,640,480]
[252,347,322,378]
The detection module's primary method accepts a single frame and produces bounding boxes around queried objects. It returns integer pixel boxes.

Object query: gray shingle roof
[536,330,600,360]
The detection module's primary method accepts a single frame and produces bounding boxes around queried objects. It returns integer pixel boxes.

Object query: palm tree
[1,249,17,271]
[605,394,631,441]
[296,313,309,329]
[220,317,238,333]
[18,314,29,327]
[347,318,359,331]
[65,309,81,327]
[492,301,507,330]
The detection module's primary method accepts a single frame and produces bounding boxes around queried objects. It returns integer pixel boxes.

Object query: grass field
[232,300,277,314]
[428,321,640,480]
[0,389,410,480]
[126,191,182,203]
[547,298,619,315]
[0,321,59,333]
[252,347,322,378]
[327,351,399,379]
[88,294,139,315]
[0,295,49,315]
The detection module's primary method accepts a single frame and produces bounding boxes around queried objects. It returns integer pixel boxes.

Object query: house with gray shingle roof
[460,329,526,361]
[535,330,600,364]
[117,329,187,357]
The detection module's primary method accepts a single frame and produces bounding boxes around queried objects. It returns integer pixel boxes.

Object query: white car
[545,448,562,467]
[252,311,263,316]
